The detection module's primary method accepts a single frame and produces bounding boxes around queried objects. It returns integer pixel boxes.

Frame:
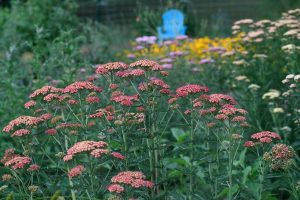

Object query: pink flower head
[111,152,125,160]
[176,84,209,97]
[251,131,281,143]
[231,116,247,122]
[40,113,52,121]
[116,69,145,78]
[150,78,170,89]
[111,94,139,106]
[86,96,100,104]
[111,171,153,189]
[244,141,255,147]
[107,184,124,193]
[3,116,42,133]
[95,62,128,74]
[209,94,237,105]
[30,86,63,98]
[43,93,61,102]
[63,81,102,94]
[24,100,36,109]
[68,165,85,178]
[90,149,109,158]
[129,59,162,71]
[109,84,119,89]
[11,129,31,137]
[27,164,40,172]
[64,141,108,161]
[5,156,31,170]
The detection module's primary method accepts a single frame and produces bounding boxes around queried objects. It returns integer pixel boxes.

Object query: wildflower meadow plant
[0,56,299,199]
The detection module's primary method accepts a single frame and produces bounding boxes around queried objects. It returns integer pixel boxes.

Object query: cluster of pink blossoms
[110,94,139,106]
[95,62,128,74]
[63,141,108,161]
[129,59,162,71]
[176,84,209,97]
[24,100,36,109]
[208,94,237,105]
[107,171,153,194]
[68,165,86,178]
[3,115,43,133]
[4,156,32,170]
[116,69,145,78]
[244,131,281,147]
[29,86,63,98]
[63,81,102,94]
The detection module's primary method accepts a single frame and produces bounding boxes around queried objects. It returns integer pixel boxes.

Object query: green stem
[64,135,76,200]
[188,118,195,200]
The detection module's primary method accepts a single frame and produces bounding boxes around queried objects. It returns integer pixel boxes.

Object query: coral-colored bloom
[199,107,217,116]
[244,141,255,147]
[90,149,109,158]
[68,165,85,178]
[68,99,79,105]
[209,94,236,105]
[111,171,153,188]
[129,59,162,71]
[111,152,125,160]
[116,69,145,78]
[231,116,247,122]
[27,164,40,171]
[43,93,61,102]
[30,86,62,98]
[5,156,31,170]
[109,84,119,89]
[3,116,42,132]
[86,96,100,104]
[215,114,228,120]
[107,184,124,193]
[63,81,102,94]
[95,62,128,74]
[11,129,31,137]
[40,113,52,121]
[111,94,139,106]
[150,78,170,89]
[0,149,19,164]
[176,84,209,97]
[259,137,272,143]
[64,141,108,161]
[251,131,281,143]
[24,100,36,109]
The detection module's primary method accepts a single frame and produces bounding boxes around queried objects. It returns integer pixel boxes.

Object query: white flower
[290,84,297,88]
[262,89,280,99]
[282,79,289,84]
[235,75,249,81]
[282,90,292,97]
[248,84,260,91]
[286,74,295,79]
[294,74,300,82]
[284,29,299,36]
[272,107,284,113]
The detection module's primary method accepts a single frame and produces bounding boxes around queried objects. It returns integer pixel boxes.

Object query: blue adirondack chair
[157,9,187,42]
